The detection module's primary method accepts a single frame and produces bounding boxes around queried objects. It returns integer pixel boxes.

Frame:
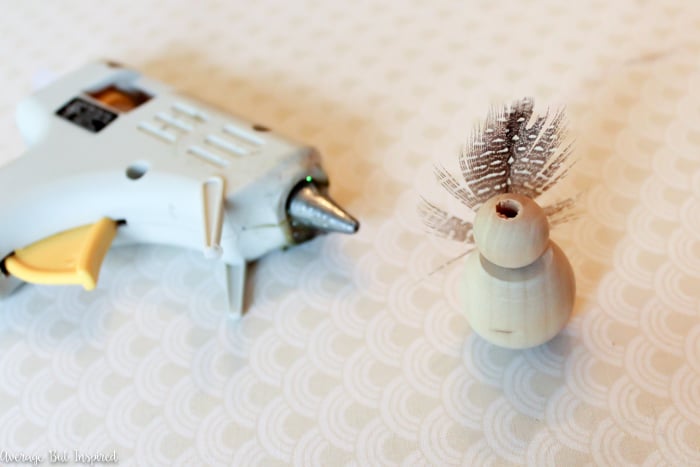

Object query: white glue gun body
[0,62,358,317]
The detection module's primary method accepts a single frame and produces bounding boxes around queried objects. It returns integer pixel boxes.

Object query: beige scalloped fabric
[0,1,699,465]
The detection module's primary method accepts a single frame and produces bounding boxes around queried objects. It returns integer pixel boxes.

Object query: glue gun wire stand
[0,61,359,317]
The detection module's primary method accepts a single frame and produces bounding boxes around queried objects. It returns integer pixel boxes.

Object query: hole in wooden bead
[496,199,520,219]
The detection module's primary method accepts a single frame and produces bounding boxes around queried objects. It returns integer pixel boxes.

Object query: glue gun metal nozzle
[288,183,359,235]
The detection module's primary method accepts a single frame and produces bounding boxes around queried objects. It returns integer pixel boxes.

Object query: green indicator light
[305,175,313,183]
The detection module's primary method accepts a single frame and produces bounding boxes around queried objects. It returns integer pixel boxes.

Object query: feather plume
[418,198,474,242]
[421,97,576,242]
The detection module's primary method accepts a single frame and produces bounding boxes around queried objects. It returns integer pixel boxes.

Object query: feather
[543,196,579,227]
[421,97,576,244]
[433,165,480,208]
[418,198,473,242]
[460,105,511,208]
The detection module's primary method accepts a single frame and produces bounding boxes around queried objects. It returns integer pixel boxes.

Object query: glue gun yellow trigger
[4,218,119,290]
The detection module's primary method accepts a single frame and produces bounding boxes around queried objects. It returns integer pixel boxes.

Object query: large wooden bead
[463,194,575,349]
[462,242,575,348]
[473,193,549,269]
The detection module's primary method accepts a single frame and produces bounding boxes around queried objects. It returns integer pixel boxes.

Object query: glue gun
[0,61,359,317]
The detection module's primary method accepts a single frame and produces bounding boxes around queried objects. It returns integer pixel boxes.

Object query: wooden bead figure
[420,98,577,349]
[463,193,575,348]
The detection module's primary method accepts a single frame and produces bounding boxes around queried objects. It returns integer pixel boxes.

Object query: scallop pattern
[0,0,699,465]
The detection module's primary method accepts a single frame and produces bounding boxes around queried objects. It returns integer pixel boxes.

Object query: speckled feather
[422,98,575,242]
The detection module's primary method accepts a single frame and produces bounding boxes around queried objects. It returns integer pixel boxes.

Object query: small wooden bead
[473,193,549,269]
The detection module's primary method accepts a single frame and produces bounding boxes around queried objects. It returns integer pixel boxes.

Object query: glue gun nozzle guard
[287,182,359,235]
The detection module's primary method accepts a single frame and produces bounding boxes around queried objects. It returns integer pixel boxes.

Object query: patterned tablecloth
[1,1,699,465]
